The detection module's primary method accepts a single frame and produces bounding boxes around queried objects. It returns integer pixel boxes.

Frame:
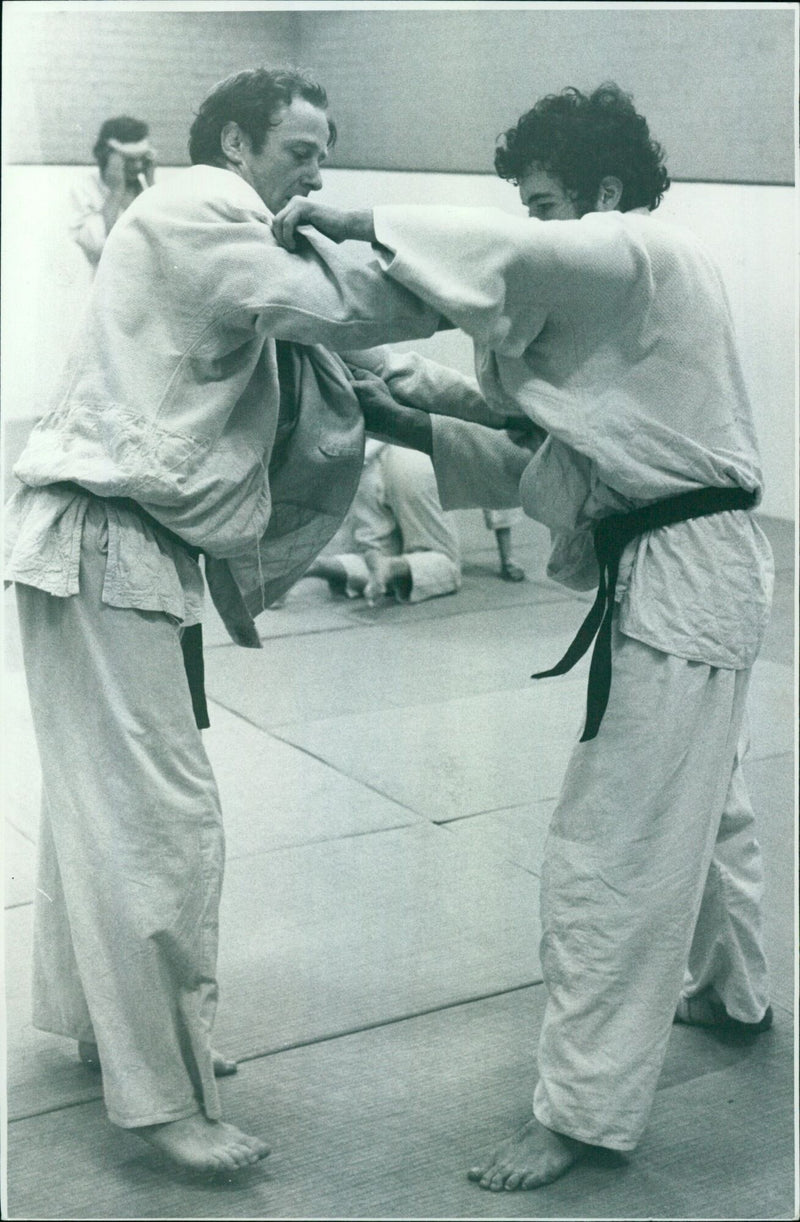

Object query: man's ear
[594,175,623,212]
[220,122,247,167]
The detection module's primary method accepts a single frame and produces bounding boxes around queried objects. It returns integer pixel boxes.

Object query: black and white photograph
[1,1,797,1218]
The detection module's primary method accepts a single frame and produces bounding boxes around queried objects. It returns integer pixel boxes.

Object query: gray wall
[3,8,299,165]
[4,6,796,182]
[298,8,796,182]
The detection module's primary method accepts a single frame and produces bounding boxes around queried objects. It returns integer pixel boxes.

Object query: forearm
[249,232,439,350]
[343,346,509,428]
[336,209,375,244]
[364,399,433,455]
[347,355,532,457]
[102,189,128,235]
[72,214,107,264]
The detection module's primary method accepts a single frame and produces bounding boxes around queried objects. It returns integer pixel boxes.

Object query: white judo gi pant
[335,445,461,603]
[16,500,224,1128]
[533,621,770,1150]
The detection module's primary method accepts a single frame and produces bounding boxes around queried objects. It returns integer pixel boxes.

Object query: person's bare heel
[79,1042,238,1078]
[674,986,773,1033]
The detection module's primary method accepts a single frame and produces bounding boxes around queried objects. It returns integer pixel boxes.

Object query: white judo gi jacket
[5,166,460,633]
[369,205,774,668]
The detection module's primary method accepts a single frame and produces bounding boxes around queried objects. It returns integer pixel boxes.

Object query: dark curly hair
[495,83,670,213]
[189,66,336,166]
[93,116,150,172]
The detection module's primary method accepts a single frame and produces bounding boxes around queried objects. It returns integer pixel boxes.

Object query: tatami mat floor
[2,432,796,1219]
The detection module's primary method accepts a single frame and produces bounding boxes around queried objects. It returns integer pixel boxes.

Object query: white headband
[105,138,153,157]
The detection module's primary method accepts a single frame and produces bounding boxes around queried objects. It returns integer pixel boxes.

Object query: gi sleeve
[135,188,441,351]
[340,345,510,428]
[372,206,648,357]
[430,416,535,511]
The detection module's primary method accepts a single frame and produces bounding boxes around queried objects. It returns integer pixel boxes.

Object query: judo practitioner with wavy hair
[273,82,774,1190]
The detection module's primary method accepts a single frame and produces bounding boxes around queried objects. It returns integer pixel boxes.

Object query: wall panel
[298,8,795,183]
[3,8,299,165]
[4,7,794,182]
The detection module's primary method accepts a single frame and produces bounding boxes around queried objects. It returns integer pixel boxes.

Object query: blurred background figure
[483,508,526,582]
[69,115,156,268]
[307,441,461,605]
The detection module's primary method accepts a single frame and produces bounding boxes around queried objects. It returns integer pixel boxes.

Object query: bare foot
[78,1042,238,1077]
[468,1116,585,1191]
[137,1112,270,1174]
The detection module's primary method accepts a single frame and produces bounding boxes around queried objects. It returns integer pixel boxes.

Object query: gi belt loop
[531,485,758,742]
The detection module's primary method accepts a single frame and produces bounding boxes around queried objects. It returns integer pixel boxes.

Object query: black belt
[59,484,210,731]
[532,485,758,742]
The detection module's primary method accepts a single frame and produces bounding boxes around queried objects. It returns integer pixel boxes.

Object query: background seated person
[307,440,461,604]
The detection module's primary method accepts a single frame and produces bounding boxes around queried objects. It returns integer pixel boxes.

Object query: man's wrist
[365,402,432,456]
[348,209,375,243]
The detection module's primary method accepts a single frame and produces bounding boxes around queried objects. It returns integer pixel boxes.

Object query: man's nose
[304,163,324,192]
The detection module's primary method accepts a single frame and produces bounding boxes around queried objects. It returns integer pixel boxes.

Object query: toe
[241,1133,270,1158]
[520,1171,544,1190]
[200,1153,228,1174]
[504,1171,523,1190]
[237,1141,264,1165]
[230,1144,256,1169]
[216,1148,241,1173]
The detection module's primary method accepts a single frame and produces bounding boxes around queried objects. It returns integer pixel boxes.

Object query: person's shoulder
[644,210,720,264]
[619,211,727,298]
[620,208,703,250]
[149,164,270,224]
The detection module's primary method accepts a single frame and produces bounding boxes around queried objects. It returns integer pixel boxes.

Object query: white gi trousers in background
[15,500,223,1128]
[533,621,770,1150]
[334,445,461,603]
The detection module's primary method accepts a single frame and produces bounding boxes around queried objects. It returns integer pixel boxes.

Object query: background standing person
[273,81,775,1192]
[482,507,526,581]
[69,115,156,267]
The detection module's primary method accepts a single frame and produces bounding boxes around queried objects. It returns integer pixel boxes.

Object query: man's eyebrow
[283,139,326,152]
